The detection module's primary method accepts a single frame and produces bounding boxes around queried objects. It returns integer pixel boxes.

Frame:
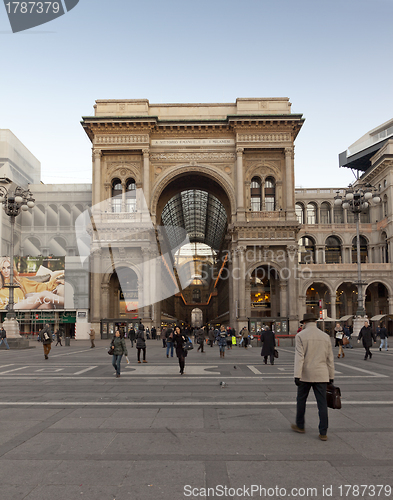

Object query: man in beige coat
[292,313,335,441]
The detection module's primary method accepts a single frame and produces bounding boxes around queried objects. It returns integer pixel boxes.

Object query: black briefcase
[326,383,341,409]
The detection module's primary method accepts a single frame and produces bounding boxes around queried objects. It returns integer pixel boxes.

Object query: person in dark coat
[358,320,376,360]
[260,326,276,365]
[0,326,10,350]
[173,325,188,375]
[111,329,128,377]
[136,329,147,363]
[55,329,62,346]
[377,322,388,351]
[40,324,53,359]
[128,326,136,347]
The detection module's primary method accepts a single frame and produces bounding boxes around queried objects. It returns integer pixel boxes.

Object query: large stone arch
[300,279,335,298]
[150,164,237,219]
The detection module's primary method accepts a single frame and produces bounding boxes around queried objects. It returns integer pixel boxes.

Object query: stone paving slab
[0,342,392,500]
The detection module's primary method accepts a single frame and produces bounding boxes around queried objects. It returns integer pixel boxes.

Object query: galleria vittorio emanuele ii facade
[1,99,392,338]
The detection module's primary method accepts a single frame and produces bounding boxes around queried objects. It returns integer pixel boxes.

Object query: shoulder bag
[326,383,342,409]
[184,337,194,351]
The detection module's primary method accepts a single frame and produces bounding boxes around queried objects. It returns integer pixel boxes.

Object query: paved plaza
[0,339,392,500]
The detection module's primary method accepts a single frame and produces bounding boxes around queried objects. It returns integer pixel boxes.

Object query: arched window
[264,177,275,212]
[250,177,262,211]
[320,202,331,224]
[111,178,122,213]
[325,236,342,264]
[352,236,368,263]
[295,203,304,224]
[192,289,201,303]
[298,236,316,264]
[126,178,136,213]
[382,232,389,263]
[306,203,317,224]
[383,195,388,218]
[334,204,344,224]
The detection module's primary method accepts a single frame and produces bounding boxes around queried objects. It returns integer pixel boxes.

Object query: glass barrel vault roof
[161,189,227,251]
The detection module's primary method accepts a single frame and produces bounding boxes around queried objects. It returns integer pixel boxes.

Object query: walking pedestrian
[0,326,10,350]
[40,323,53,359]
[358,320,376,360]
[334,323,345,358]
[218,330,227,358]
[111,330,128,377]
[166,327,174,357]
[261,326,276,365]
[292,313,334,441]
[151,325,157,340]
[208,327,215,347]
[128,325,136,348]
[242,327,250,348]
[146,327,150,339]
[136,329,147,363]
[55,329,62,346]
[89,327,95,348]
[377,322,388,351]
[226,327,233,349]
[196,327,205,352]
[161,327,167,348]
[343,324,353,349]
[173,325,188,375]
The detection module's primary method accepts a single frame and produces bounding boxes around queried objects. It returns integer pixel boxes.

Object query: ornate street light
[334,185,380,318]
[0,185,35,321]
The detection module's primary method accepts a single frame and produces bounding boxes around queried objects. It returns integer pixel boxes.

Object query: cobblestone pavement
[0,339,392,500]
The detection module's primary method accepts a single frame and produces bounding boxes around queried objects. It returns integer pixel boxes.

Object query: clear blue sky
[1,0,392,187]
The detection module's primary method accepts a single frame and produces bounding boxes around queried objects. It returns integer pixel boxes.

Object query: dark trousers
[296,382,328,436]
[56,339,62,346]
[137,347,146,361]
[178,355,185,374]
[364,346,372,359]
[197,341,204,352]
[264,355,274,365]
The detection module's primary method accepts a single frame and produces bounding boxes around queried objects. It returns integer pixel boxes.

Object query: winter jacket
[112,337,128,356]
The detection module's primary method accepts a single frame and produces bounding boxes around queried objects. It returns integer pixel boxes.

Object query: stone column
[236,148,245,221]
[231,244,240,327]
[101,283,110,319]
[315,245,325,264]
[388,297,393,315]
[91,249,102,323]
[142,247,151,321]
[285,147,295,217]
[238,245,247,325]
[143,149,150,212]
[279,281,288,320]
[287,245,299,333]
[92,149,102,207]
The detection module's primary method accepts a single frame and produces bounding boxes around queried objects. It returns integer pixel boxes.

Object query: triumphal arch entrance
[81,98,304,336]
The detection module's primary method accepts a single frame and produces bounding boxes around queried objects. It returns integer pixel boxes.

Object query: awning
[317,317,336,322]
[370,314,393,322]
[339,315,354,322]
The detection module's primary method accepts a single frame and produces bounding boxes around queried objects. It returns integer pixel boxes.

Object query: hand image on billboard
[0,256,65,310]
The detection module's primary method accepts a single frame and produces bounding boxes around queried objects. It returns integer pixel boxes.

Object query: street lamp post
[0,184,35,343]
[334,185,380,332]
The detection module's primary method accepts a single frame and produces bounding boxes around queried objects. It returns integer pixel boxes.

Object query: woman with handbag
[111,330,128,378]
[173,325,188,375]
[334,323,345,358]
[136,330,147,363]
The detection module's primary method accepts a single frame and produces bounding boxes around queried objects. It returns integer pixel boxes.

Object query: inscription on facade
[151,138,235,146]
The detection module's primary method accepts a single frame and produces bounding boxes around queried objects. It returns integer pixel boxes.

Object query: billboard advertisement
[0,256,68,310]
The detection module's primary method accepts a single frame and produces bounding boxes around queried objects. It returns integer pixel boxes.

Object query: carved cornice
[95,134,149,145]
[150,152,236,162]
[237,133,291,143]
